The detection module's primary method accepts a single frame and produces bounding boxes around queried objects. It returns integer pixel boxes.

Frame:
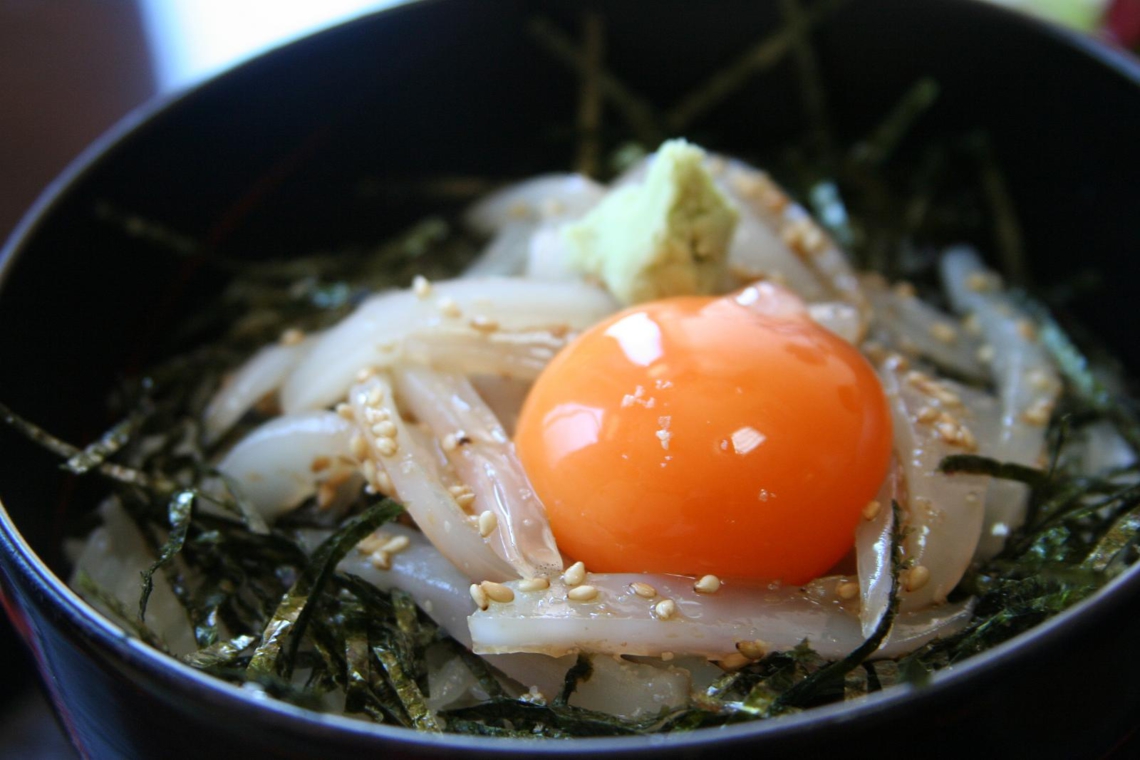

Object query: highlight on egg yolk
[515,284,893,585]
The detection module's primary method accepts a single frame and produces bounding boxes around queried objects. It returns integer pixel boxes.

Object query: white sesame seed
[470,315,499,333]
[336,403,355,421]
[694,575,721,594]
[862,500,882,521]
[837,581,860,600]
[654,599,677,620]
[718,653,752,671]
[366,386,384,406]
[437,296,462,319]
[441,434,458,452]
[374,437,398,457]
[279,327,305,346]
[477,510,498,538]
[355,366,381,382]
[629,582,657,599]
[481,581,515,604]
[374,470,393,495]
[369,550,391,570]
[562,561,586,587]
[518,577,550,592]
[469,583,489,610]
[372,420,397,438]
[454,491,476,510]
[929,322,958,344]
[966,273,991,292]
[905,565,931,592]
[1022,398,1054,426]
[736,639,768,660]
[893,281,917,299]
[412,275,432,299]
[915,405,940,424]
[567,585,598,602]
[380,535,410,555]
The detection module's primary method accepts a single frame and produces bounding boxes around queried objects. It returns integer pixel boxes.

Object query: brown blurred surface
[0,0,157,244]
[1,2,156,756]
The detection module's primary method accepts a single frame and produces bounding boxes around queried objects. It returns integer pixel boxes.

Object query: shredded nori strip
[246,500,403,679]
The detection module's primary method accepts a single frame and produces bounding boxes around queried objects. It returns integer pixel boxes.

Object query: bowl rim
[2,0,1139,752]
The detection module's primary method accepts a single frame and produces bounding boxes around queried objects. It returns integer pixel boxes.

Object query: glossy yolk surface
[515,285,893,585]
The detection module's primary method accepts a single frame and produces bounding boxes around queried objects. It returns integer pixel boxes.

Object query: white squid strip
[941,247,1061,558]
[463,223,534,278]
[330,524,574,698]
[348,376,516,583]
[526,224,582,283]
[464,173,607,236]
[469,572,974,660]
[393,367,563,578]
[856,460,900,638]
[282,277,617,413]
[807,301,863,345]
[720,159,868,316]
[469,376,532,438]
[864,276,987,381]
[202,338,314,444]
[215,411,355,520]
[1080,421,1137,473]
[880,359,990,611]
[402,327,568,382]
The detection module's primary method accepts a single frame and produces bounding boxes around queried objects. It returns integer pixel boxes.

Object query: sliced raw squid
[392,367,564,578]
[941,246,1062,558]
[864,275,987,381]
[879,357,991,611]
[468,571,974,661]
[281,277,618,413]
[202,337,315,444]
[215,411,356,520]
[347,375,517,583]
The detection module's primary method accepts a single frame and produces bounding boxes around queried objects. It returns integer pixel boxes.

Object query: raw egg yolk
[515,283,892,585]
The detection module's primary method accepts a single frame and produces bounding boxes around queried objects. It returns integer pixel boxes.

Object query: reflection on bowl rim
[1,0,1139,751]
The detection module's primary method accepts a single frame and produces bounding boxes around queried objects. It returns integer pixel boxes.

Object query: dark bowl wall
[1,0,1139,758]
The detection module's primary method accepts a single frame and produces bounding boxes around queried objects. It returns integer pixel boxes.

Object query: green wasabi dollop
[562,139,739,305]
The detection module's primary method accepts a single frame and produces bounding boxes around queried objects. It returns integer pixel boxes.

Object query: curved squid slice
[392,367,564,578]
[464,174,607,236]
[879,357,991,611]
[856,459,900,638]
[281,277,618,413]
[347,375,516,583]
[468,571,974,661]
[203,337,315,444]
[402,326,568,382]
[718,159,867,316]
[863,275,987,381]
[215,411,356,520]
[339,526,691,710]
[464,175,606,279]
[941,247,1062,558]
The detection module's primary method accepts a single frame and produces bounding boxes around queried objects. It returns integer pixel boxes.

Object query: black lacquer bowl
[2,1,1139,757]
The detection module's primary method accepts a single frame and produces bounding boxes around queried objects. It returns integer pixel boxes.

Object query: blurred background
[0,0,1136,757]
